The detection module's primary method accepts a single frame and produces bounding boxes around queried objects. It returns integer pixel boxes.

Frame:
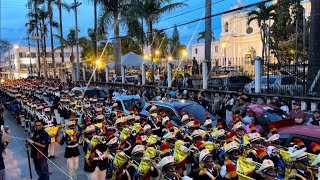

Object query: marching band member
[198,148,221,179]
[60,120,81,180]
[256,159,277,180]
[159,156,181,180]
[127,144,145,179]
[287,147,314,179]
[220,141,239,179]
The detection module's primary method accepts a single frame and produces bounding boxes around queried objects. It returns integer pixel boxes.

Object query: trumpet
[189,148,199,156]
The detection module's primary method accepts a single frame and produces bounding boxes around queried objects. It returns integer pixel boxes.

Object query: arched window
[224,22,229,32]
[195,48,198,54]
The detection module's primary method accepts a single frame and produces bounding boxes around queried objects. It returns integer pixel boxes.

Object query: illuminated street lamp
[144,54,149,60]
[155,50,160,56]
[13,45,20,50]
[96,59,101,67]
[181,49,188,57]
[168,56,173,61]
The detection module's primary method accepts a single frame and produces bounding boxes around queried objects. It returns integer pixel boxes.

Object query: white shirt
[280,105,289,114]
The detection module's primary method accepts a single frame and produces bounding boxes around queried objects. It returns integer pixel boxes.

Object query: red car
[268,119,320,153]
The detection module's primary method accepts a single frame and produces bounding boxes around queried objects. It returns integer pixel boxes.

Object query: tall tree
[170,25,180,59]
[99,0,132,75]
[48,0,59,77]
[248,3,276,60]
[197,31,215,43]
[0,39,11,54]
[131,0,186,72]
[27,0,44,77]
[55,0,70,81]
[308,0,320,91]
[55,28,78,81]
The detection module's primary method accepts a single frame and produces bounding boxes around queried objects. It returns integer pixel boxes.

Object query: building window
[19,52,25,58]
[215,46,218,52]
[31,52,36,58]
[195,48,198,54]
[20,64,29,70]
[224,22,229,32]
[45,53,51,57]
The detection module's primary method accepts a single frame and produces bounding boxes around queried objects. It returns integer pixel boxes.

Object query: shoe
[51,155,55,159]
[48,155,52,159]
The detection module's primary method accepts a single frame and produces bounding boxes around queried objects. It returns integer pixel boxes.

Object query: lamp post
[10,45,20,79]
[222,42,227,71]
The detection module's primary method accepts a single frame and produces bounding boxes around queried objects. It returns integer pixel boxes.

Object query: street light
[13,45,20,50]
[168,56,173,61]
[96,59,101,67]
[181,49,188,57]
[144,54,149,60]
[155,50,160,56]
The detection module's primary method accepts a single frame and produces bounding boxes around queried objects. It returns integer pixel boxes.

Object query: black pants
[33,158,49,180]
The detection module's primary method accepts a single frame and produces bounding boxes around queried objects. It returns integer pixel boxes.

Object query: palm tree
[48,0,59,78]
[197,31,215,43]
[131,0,186,63]
[99,0,132,75]
[247,3,276,60]
[54,0,70,80]
[55,28,78,81]
[27,0,44,77]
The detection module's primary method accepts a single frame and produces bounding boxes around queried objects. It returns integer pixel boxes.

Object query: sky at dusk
[0,0,262,49]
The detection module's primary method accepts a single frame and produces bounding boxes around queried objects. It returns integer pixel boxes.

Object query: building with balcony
[0,46,82,79]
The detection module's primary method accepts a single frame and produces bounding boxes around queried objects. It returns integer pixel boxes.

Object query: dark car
[140,99,217,127]
[267,121,320,153]
[208,75,252,91]
[71,87,107,100]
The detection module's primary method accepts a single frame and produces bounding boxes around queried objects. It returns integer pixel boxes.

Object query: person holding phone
[0,125,11,179]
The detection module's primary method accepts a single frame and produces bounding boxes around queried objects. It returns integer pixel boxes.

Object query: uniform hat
[127,115,135,121]
[180,110,186,115]
[267,125,280,142]
[294,138,306,149]
[232,121,243,131]
[225,141,239,153]
[96,115,104,120]
[311,154,320,166]
[68,120,76,127]
[216,122,223,130]
[181,114,189,123]
[163,132,176,140]
[115,117,125,125]
[143,124,152,132]
[106,136,118,146]
[311,142,320,154]
[117,110,123,117]
[225,134,234,143]
[203,119,212,127]
[249,124,256,133]
[84,125,96,133]
[199,149,212,163]
[256,148,269,161]
[215,129,226,139]
[186,121,194,128]
[158,156,175,171]
[196,141,205,151]
[131,145,145,155]
[135,115,140,121]
[162,116,170,126]
[204,113,210,119]
[149,105,157,113]
[189,114,194,120]
[226,161,237,179]
[194,120,200,128]
[136,136,143,144]
[44,107,51,112]
[256,159,276,175]
[160,143,172,158]
[70,115,76,120]
[289,147,310,162]
[191,129,203,138]
[128,107,134,115]
[249,132,261,143]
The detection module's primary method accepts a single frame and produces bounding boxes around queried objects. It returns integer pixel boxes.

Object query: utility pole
[71,0,82,82]
[205,0,212,63]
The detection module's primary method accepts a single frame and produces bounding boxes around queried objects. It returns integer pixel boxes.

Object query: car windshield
[84,89,106,99]
[177,104,215,124]
[260,108,289,122]
[123,99,145,110]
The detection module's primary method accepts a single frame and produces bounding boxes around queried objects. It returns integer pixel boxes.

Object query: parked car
[112,95,146,116]
[247,104,290,133]
[113,76,140,84]
[267,121,320,153]
[244,75,304,95]
[208,75,252,91]
[71,87,107,100]
[139,99,216,126]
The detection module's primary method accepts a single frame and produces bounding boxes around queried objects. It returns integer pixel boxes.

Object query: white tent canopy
[107,52,158,69]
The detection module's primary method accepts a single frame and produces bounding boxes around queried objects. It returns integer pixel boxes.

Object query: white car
[244,75,304,95]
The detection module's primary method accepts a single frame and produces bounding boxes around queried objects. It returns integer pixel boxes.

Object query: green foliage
[0,39,11,54]
[170,25,180,59]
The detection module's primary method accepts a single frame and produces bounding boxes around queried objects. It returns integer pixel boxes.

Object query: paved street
[3,110,86,180]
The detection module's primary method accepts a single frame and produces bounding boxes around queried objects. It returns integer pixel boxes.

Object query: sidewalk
[3,110,86,180]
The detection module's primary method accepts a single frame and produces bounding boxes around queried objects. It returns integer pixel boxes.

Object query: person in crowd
[307,109,320,126]
[212,92,224,113]
[270,96,281,108]
[198,92,209,109]
[0,126,11,179]
[280,98,290,114]
[289,101,306,125]
[26,120,50,180]
[244,116,263,135]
